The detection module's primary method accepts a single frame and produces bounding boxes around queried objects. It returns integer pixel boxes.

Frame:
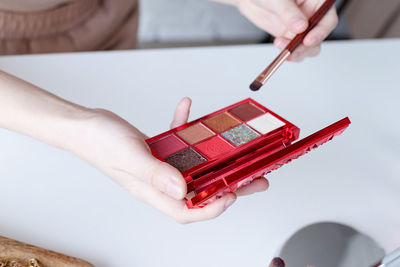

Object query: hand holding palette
[146,99,350,208]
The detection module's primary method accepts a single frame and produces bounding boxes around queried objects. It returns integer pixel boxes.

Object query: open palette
[146,98,350,208]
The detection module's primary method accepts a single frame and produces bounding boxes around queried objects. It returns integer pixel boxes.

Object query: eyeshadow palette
[146,98,350,208]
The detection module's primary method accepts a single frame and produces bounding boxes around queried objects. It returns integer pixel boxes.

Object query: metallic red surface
[146,98,350,209]
[187,117,350,208]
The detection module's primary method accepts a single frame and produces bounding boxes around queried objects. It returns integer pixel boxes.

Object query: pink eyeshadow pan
[149,134,187,158]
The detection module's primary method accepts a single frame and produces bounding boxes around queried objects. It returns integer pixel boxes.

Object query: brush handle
[286,0,336,53]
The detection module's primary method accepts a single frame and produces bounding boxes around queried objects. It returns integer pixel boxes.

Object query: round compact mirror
[278,222,385,267]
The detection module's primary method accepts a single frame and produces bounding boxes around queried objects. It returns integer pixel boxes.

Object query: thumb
[170,97,191,129]
[136,152,187,200]
[270,0,308,34]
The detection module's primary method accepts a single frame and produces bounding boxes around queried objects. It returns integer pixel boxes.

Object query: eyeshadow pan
[165,148,207,172]
[228,102,265,121]
[195,136,234,159]
[149,134,187,158]
[203,112,241,133]
[176,123,215,145]
[247,113,285,134]
[221,124,260,146]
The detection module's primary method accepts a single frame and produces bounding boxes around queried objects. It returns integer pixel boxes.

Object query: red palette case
[146,98,350,208]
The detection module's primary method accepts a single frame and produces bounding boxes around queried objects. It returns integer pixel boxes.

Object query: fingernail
[224,197,236,210]
[165,177,183,199]
[290,18,307,33]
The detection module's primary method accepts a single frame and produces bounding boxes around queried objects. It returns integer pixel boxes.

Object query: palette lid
[225,117,351,182]
[186,117,351,208]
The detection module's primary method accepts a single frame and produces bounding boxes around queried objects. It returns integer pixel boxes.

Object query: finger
[235,177,269,196]
[269,257,285,267]
[266,0,308,35]
[136,181,236,224]
[125,143,187,200]
[287,43,321,61]
[304,44,321,57]
[179,193,236,223]
[274,36,319,61]
[144,158,187,200]
[287,48,305,62]
[237,1,284,37]
[275,38,307,61]
[170,97,191,129]
[274,37,290,50]
[304,7,338,46]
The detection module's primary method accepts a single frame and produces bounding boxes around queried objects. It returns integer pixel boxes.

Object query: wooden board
[0,236,93,267]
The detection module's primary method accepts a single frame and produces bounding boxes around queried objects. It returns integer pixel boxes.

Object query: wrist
[45,104,95,152]
[0,70,96,153]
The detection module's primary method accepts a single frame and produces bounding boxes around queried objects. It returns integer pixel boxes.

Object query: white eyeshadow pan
[247,113,285,134]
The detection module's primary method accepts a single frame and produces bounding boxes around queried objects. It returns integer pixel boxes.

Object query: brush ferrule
[257,49,291,84]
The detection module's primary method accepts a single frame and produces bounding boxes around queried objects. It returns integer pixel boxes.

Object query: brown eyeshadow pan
[176,123,215,145]
[203,112,241,133]
[165,148,207,172]
[228,102,265,122]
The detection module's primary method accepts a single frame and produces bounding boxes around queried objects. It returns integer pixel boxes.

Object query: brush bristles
[269,257,285,267]
[249,80,262,91]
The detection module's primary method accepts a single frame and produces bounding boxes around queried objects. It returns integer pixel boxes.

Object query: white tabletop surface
[0,39,399,267]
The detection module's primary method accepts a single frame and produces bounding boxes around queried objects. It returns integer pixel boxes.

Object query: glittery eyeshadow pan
[176,123,215,145]
[149,134,187,158]
[165,148,207,172]
[228,102,265,122]
[221,124,260,146]
[203,112,241,133]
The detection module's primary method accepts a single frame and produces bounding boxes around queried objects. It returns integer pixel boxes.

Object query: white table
[1,39,399,267]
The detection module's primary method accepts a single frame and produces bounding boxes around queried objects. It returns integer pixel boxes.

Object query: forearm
[0,70,90,150]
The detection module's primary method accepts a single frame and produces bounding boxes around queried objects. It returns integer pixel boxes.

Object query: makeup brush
[249,0,336,91]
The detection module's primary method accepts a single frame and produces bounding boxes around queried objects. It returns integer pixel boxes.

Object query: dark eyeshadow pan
[165,148,207,172]
[228,102,265,122]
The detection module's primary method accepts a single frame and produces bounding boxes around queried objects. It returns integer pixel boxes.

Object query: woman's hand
[71,97,270,223]
[0,70,268,224]
[216,0,338,61]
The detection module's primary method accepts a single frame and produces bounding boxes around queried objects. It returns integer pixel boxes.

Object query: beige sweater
[0,0,139,55]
